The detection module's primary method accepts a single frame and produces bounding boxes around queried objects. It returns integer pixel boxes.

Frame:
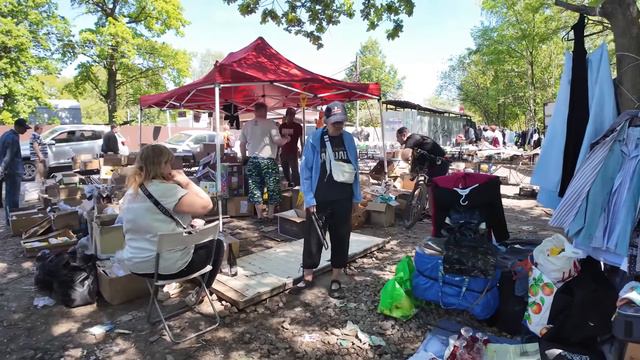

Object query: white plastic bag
[525,265,557,337]
[532,234,581,285]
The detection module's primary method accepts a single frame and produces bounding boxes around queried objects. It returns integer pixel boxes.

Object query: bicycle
[402,149,450,229]
[403,172,430,229]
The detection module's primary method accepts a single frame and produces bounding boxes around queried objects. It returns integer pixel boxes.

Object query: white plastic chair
[143,222,222,343]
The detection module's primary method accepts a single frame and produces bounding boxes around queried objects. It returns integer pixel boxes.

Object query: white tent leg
[215,85,223,232]
[378,99,387,181]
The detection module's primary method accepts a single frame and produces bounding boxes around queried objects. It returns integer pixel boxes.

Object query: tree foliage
[343,38,404,127]
[223,0,415,48]
[438,0,582,128]
[191,50,226,80]
[68,0,191,124]
[0,0,73,124]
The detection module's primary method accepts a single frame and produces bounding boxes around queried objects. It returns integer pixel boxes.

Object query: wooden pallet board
[213,232,390,309]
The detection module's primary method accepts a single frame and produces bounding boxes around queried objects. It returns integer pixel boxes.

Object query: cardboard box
[625,343,640,360]
[220,234,240,276]
[96,261,148,305]
[53,172,81,185]
[21,229,77,257]
[80,159,101,171]
[399,173,416,191]
[222,153,239,164]
[279,190,293,212]
[52,210,81,231]
[124,153,137,166]
[22,216,54,239]
[369,160,398,182]
[195,143,225,162]
[103,154,124,167]
[351,204,368,230]
[276,209,306,239]
[46,184,83,200]
[10,209,48,236]
[93,214,125,259]
[226,197,254,217]
[366,202,396,227]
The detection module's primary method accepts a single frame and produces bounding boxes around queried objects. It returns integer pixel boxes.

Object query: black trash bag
[34,248,98,308]
[34,250,69,293]
[53,261,98,308]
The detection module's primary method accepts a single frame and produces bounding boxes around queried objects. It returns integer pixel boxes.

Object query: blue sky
[58,0,482,105]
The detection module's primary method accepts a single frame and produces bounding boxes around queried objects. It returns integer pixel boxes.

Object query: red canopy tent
[139,37,381,111]
[138,37,385,229]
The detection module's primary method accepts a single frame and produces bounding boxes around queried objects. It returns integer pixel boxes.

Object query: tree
[438,0,579,128]
[191,50,226,80]
[223,0,415,48]
[555,0,640,112]
[342,38,404,127]
[0,0,73,124]
[68,0,191,124]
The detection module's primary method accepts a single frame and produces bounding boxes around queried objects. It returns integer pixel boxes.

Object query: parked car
[160,130,218,153]
[20,125,130,181]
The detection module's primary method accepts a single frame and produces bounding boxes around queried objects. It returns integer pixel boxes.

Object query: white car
[20,125,130,181]
[161,130,218,153]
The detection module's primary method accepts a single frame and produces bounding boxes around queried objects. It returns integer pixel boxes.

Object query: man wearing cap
[0,118,31,221]
[293,101,361,299]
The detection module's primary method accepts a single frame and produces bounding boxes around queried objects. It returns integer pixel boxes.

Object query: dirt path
[0,186,553,360]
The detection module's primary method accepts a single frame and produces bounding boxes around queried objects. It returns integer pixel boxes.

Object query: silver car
[161,130,218,153]
[20,125,130,181]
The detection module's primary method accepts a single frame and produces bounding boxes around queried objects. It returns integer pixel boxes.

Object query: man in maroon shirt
[279,107,303,187]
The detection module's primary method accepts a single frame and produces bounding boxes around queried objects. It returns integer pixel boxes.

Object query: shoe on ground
[288,280,315,295]
[328,280,346,299]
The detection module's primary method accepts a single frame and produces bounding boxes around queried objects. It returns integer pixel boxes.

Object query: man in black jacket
[396,127,449,179]
[101,124,120,154]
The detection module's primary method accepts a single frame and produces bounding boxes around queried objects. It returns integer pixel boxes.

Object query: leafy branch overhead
[223,0,415,48]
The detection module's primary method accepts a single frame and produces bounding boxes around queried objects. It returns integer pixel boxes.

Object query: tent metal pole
[378,99,387,181]
[166,111,171,138]
[214,84,223,232]
[301,104,306,150]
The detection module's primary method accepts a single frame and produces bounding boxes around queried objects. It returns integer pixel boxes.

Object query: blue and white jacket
[300,128,362,208]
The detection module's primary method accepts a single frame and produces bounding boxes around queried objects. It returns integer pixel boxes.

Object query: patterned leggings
[246,157,281,205]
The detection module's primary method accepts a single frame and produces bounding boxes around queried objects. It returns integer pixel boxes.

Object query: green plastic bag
[377,256,419,320]
[395,255,416,292]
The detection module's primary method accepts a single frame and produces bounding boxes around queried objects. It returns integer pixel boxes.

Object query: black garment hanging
[559,14,589,196]
[223,103,240,130]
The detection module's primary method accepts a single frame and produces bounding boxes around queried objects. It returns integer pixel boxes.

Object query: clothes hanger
[562,15,609,42]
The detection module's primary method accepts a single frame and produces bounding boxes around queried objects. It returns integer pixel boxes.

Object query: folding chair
[143,222,222,343]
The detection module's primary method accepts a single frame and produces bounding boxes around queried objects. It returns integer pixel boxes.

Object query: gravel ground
[0,186,554,359]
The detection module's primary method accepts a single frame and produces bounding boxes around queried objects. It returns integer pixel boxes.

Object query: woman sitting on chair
[120,144,223,305]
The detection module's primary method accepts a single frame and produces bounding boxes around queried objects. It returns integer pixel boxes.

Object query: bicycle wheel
[403,182,429,229]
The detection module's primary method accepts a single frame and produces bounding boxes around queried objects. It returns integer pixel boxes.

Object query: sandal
[328,280,345,299]
[288,279,315,295]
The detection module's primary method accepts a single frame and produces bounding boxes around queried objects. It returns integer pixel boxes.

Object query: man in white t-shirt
[240,102,290,221]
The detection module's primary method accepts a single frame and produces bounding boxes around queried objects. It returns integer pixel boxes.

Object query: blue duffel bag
[412,247,500,320]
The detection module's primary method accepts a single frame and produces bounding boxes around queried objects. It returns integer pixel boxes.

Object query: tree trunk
[555,0,640,111]
[602,0,640,111]
[106,64,118,125]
